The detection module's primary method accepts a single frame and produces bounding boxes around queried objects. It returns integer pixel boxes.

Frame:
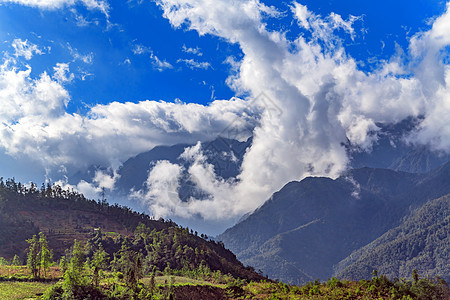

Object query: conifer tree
[12,254,21,266]
[39,232,52,277]
[91,245,109,287]
[26,234,40,278]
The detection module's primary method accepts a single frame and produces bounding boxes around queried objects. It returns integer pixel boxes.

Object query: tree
[90,245,109,287]
[0,257,8,265]
[39,232,52,277]
[27,234,40,278]
[70,240,85,275]
[60,256,68,273]
[12,255,21,266]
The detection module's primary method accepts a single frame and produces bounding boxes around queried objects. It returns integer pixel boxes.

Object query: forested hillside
[0,177,169,260]
[335,194,450,281]
[0,177,261,282]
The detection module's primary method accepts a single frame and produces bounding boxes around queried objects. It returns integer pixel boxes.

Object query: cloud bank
[132,0,450,220]
[1,1,450,227]
[0,55,259,176]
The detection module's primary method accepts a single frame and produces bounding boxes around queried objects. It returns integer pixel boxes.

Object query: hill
[334,194,450,281]
[218,162,450,284]
[0,178,262,281]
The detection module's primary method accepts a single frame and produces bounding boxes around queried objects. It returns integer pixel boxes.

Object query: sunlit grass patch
[0,266,63,280]
[0,281,54,300]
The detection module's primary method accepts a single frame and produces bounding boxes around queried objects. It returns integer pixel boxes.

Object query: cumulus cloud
[129,0,450,222]
[0,57,260,175]
[53,63,75,83]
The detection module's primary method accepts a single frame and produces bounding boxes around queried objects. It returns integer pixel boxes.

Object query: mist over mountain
[217,162,450,285]
[68,117,449,234]
[349,119,450,173]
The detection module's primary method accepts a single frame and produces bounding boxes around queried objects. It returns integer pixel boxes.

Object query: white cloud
[132,44,173,71]
[2,0,450,226]
[0,58,260,175]
[0,0,110,17]
[177,58,211,70]
[53,63,75,83]
[11,39,44,60]
[138,0,450,222]
[131,160,186,218]
[150,53,173,71]
[67,43,94,64]
[182,45,203,56]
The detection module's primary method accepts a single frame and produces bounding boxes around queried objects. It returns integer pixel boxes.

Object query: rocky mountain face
[217,162,450,284]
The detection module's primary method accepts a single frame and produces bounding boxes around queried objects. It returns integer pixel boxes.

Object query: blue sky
[0,0,445,110]
[1,0,449,234]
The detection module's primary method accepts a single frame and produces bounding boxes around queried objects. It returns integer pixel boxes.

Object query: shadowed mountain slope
[218,162,450,284]
[334,194,450,282]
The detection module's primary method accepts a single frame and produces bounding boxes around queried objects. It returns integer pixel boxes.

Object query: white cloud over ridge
[0,57,260,176]
[131,0,450,221]
[1,0,450,226]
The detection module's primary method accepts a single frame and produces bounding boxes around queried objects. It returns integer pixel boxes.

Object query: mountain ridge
[218,162,450,284]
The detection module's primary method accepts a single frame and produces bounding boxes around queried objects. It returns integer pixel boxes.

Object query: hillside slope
[0,179,262,281]
[334,194,450,282]
[218,162,450,284]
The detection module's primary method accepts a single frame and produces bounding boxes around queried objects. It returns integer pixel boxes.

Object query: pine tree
[70,240,85,275]
[59,256,68,273]
[27,235,40,278]
[12,255,21,266]
[91,245,109,286]
[39,232,52,277]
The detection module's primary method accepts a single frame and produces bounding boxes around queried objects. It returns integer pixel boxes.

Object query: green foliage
[11,255,21,266]
[59,256,68,273]
[90,245,109,287]
[0,281,54,300]
[39,232,52,277]
[0,257,9,266]
[26,234,40,278]
[337,195,450,282]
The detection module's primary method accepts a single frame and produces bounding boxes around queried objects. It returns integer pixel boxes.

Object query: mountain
[70,137,251,200]
[349,119,450,173]
[71,119,450,200]
[217,162,450,285]
[334,194,450,282]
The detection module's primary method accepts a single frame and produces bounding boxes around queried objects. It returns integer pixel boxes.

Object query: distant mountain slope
[334,194,450,282]
[218,162,450,284]
[71,120,449,200]
[349,120,450,173]
[70,137,251,200]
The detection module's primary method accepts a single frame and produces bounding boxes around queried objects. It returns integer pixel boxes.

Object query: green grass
[0,266,63,280]
[141,275,225,287]
[0,281,54,300]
